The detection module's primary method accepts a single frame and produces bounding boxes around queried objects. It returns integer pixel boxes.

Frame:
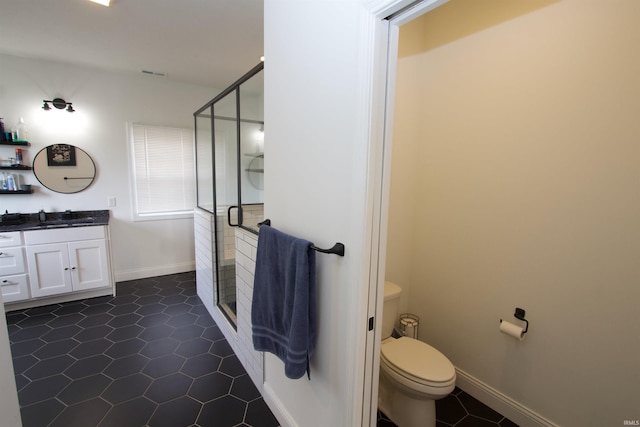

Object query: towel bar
[258,219,345,256]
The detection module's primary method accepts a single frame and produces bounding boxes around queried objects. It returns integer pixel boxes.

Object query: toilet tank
[382,281,402,339]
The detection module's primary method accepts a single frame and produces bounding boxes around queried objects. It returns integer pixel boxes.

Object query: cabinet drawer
[1,274,29,303]
[0,247,26,276]
[0,231,23,248]
[24,226,106,245]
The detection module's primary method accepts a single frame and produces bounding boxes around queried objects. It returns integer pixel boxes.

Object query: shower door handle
[227,205,243,227]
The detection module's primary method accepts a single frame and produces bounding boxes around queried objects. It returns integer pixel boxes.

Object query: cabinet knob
[2,280,7,283]
[72,267,77,270]
[64,267,69,271]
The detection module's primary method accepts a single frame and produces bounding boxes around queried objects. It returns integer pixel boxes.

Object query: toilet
[378,281,456,427]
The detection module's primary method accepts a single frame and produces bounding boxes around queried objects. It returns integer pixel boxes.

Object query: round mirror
[33,144,96,193]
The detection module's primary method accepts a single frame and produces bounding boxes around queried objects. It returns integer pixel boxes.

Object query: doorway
[368,1,570,426]
[364,3,453,426]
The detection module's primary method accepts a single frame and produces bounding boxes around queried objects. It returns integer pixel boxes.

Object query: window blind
[131,124,195,217]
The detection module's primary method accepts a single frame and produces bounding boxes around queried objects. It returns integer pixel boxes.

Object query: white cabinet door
[26,243,73,298]
[68,239,110,292]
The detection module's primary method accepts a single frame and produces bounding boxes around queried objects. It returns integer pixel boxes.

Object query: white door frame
[361,1,449,426]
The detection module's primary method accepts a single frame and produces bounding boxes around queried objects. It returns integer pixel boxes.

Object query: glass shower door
[194,62,264,330]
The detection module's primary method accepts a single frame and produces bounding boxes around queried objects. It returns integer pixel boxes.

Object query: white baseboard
[235,367,558,427]
[262,382,296,427]
[4,287,114,312]
[455,368,556,427]
[114,261,196,282]
[240,358,559,427]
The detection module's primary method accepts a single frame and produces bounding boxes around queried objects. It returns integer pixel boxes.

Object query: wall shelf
[0,189,33,195]
[0,141,30,147]
[1,139,33,194]
[0,165,32,171]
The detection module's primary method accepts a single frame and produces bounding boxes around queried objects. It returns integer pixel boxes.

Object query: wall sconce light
[42,98,75,113]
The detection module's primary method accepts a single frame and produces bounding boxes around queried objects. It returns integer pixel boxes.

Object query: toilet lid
[381,337,455,384]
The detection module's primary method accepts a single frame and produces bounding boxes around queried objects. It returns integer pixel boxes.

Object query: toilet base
[378,374,436,427]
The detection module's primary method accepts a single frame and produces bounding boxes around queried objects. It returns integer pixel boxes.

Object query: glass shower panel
[213,91,239,325]
[195,108,214,212]
[193,62,264,331]
[239,68,264,231]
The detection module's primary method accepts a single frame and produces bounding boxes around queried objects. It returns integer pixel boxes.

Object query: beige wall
[387,1,640,425]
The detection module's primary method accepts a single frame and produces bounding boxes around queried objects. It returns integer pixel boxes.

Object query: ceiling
[0,0,264,90]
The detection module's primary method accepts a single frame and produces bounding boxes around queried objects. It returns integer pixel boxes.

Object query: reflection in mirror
[33,144,96,193]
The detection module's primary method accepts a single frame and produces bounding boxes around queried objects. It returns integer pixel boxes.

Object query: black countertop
[0,210,110,232]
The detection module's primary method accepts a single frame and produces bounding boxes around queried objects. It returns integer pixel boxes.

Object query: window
[129,123,195,221]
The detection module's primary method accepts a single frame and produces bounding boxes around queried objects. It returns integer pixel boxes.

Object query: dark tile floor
[378,387,518,427]
[6,271,518,427]
[5,272,279,427]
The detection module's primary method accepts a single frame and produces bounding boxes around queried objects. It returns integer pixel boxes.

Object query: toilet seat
[381,337,455,389]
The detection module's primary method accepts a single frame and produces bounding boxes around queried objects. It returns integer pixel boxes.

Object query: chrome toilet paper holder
[501,307,529,335]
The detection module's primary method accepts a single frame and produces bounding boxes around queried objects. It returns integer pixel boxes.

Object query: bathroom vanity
[0,210,114,311]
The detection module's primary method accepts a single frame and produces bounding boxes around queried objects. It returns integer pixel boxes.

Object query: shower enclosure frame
[193,62,264,329]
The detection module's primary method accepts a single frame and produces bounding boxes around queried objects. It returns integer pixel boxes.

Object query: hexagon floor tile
[377,387,519,427]
[6,271,279,427]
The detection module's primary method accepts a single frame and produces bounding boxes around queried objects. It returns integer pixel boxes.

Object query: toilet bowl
[381,336,456,399]
[378,281,456,427]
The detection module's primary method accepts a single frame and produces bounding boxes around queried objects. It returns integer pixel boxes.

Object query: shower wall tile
[194,210,216,313]
[234,229,263,391]
[195,209,263,394]
[240,205,264,231]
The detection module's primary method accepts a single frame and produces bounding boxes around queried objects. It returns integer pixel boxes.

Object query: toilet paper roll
[499,320,525,340]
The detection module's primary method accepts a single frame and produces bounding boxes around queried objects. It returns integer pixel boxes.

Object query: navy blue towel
[252,225,317,379]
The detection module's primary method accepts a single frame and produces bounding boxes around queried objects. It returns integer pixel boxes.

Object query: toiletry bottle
[0,118,5,142]
[0,173,6,190]
[7,174,16,191]
[13,117,27,142]
[15,148,23,165]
